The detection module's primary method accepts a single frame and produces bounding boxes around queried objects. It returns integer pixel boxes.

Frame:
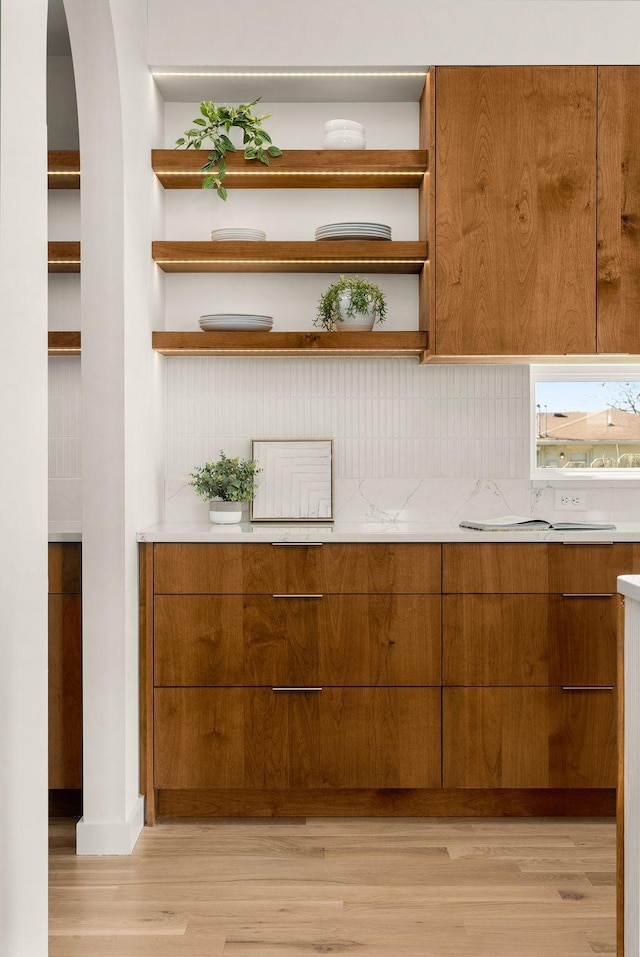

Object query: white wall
[0,1,49,953]
[148,0,640,67]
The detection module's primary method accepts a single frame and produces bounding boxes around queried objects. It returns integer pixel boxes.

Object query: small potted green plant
[189,451,261,524]
[175,98,282,200]
[315,276,387,331]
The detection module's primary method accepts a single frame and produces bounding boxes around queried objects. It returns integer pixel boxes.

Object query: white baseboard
[75,795,145,856]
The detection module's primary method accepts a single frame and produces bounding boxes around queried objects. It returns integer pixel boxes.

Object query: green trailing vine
[315,276,388,330]
[175,98,282,200]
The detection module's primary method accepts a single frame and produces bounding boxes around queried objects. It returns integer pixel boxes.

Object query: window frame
[530,363,640,486]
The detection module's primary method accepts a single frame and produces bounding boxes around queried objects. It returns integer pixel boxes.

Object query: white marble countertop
[48,522,82,543]
[618,575,640,601]
[137,521,640,544]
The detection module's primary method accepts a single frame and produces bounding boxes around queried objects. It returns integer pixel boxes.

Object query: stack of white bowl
[323,119,366,150]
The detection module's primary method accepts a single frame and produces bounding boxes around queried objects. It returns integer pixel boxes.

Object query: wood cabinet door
[154,543,441,595]
[154,688,441,790]
[443,687,616,788]
[548,542,635,593]
[443,594,616,687]
[435,66,597,356]
[443,543,549,593]
[443,542,635,594]
[48,594,82,789]
[48,543,81,594]
[154,594,441,687]
[597,66,640,353]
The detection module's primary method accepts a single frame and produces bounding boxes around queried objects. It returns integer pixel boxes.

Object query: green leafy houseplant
[315,276,388,331]
[175,98,282,200]
[189,452,261,503]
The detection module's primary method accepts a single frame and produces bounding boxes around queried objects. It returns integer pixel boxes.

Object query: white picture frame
[250,439,334,522]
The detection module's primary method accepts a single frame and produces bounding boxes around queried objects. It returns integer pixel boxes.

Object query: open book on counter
[459,514,616,531]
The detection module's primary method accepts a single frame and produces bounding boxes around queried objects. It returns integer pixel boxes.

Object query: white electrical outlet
[554,490,587,511]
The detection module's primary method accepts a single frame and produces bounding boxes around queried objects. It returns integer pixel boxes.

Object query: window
[531,365,640,482]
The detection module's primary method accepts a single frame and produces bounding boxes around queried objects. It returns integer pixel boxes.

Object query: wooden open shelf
[152,240,427,273]
[152,330,428,361]
[152,149,428,189]
[49,242,80,273]
[48,151,80,189]
[48,332,81,355]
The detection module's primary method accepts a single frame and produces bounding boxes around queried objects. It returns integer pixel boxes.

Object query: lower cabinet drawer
[443,594,616,686]
[443,687,616,789]
[154,687,441,790]
[154,594,441,687]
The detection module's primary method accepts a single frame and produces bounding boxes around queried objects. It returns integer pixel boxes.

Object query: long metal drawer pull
[271,542,323,546]
[272,687,323,693]
[562,593,613,599]
[272,594,323,600]
[561,686,615,691]
[561,542,613,547]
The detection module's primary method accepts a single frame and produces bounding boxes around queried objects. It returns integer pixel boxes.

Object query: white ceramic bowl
[322,130,367,150]
[324,118,365,134]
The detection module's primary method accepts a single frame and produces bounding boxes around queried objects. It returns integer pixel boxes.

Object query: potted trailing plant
[175,98,282,200]
[189,451,261,524]
[315,276,387,331]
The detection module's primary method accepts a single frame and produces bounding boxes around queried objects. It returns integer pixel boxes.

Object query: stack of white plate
[210,228,266,242]
[199,314,274,332]
[315,222,392,241]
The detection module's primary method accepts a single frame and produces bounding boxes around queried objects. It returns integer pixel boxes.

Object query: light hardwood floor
[49,816,615,956]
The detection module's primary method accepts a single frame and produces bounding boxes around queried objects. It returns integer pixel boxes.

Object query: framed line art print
[250,439,334,522]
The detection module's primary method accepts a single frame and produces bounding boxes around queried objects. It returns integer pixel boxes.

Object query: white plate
[210,229,266,242]
[199,320,274,332]
[316,227,391,234]
[200,314,273,321]
[317,222,391,230]
[199,321,273,328]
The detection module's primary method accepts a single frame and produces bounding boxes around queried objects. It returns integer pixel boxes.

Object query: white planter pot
[209,501,245,524]
[335,291,376,331]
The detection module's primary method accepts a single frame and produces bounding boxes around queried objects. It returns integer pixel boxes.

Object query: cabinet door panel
[443,543,549,593]
[444,542,636,594]
[154,543,441,595]
[443,594,616,686]
[48,543,82,594]
[597,66,640,353]
[443,688,616,788]
[154,594,441,687]
[155,688,441,790]
[548,543,635,594]
[48,594,82,789]
[435,66,597,356]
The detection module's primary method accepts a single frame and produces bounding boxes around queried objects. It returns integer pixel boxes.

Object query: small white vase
[209,501,245,524]
[335,291,376,331]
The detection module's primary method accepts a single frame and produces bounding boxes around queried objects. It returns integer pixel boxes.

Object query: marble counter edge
[137,522,640,544]
[48,523,82,543]
[618,575,640,601]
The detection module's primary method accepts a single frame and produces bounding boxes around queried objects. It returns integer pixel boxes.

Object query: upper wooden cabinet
[434,66,597,357]
[597,67,640,353]
[433,64,640,358]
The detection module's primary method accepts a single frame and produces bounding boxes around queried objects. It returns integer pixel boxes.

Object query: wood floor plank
[48,937,226,956]
[49,816,615,956]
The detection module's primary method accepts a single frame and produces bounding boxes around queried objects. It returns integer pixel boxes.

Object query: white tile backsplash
[163,358,534,522]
